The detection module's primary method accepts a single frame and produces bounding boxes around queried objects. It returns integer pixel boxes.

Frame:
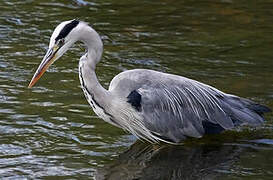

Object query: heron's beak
[28,45,59,88]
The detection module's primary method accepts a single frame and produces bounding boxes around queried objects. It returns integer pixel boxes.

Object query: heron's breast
[79,78,119,128]
[80,84,115,124]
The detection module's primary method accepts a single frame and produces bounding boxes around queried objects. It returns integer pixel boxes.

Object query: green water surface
[0,0,272,179]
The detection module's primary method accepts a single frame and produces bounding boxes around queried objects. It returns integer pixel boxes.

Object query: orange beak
[28,47,57,88]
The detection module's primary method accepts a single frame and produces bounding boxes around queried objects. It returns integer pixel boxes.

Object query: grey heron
[28,20,271,144]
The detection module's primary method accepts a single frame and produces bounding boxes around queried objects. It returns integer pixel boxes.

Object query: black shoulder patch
[127,90,142,111]
[202,121,225,135]
[55,19,79,41]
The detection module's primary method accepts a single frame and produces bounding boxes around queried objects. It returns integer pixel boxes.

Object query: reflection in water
[96,141,242,180]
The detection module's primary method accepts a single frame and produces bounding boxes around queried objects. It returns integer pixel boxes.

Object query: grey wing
[136,80,267,143]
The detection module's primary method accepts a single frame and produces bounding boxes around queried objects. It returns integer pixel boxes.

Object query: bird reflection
[95,141,243,180]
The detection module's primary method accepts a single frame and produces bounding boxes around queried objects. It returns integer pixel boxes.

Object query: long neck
[79,26,103,70]
[78,26,110,109]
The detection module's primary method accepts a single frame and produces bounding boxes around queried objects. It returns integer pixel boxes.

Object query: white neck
[78,24,103,69]
[77,24,112,117]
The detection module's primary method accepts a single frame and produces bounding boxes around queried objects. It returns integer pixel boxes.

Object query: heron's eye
[58,39,65,46]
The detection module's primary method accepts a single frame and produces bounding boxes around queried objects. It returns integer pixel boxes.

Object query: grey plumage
[109,69,270,143]
[29,20,271,144]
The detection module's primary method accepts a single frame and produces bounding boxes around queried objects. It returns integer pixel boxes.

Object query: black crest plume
[55,19,79,41]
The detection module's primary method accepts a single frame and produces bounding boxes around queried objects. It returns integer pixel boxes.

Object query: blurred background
[0,0,272,179]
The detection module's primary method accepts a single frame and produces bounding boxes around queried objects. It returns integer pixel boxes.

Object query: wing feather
[137,81,235,143]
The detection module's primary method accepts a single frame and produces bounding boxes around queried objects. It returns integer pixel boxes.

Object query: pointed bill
[28,47,57,88]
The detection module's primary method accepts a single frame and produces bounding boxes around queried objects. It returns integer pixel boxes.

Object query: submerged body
[29,20,271,144]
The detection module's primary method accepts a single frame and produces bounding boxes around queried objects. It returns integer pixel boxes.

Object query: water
[0,0,272,179]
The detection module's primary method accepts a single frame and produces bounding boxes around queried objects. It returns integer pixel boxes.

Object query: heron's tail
[219,95,271,127]
[242,98,271,115]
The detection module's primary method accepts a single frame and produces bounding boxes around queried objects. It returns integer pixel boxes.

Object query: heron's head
[28,19,80,88]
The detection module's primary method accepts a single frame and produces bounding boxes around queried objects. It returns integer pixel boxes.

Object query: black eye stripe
[55,20,79,41]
